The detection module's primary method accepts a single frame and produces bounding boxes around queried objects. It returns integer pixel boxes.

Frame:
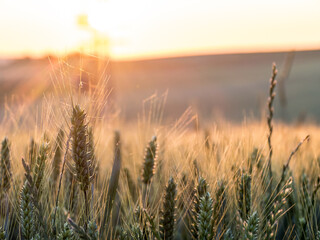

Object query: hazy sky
[1,0,320,60]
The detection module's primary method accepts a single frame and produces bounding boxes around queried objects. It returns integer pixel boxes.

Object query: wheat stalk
[267,63,277,181]
[276,135,310,194]
[53,132,71,236]
[100,130,122,237]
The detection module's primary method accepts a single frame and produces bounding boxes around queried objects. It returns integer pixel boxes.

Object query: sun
[85,1,136,40]
[87,3,112,34]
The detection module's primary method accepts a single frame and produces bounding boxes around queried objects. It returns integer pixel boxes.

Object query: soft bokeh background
[0,0,320,123]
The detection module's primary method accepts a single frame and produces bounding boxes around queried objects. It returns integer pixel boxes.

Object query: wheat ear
[266,63,277,182]
[0,137,12,195]
[197,192,213,240]
[160,177,177,240]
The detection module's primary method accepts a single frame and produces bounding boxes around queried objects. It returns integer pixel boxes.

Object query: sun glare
[86,1,137,40]
[0,0,320,59]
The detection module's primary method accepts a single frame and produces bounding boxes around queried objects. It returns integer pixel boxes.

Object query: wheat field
[0,63,320,240]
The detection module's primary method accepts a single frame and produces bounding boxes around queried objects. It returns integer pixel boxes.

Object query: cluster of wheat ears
[0,63,320,240]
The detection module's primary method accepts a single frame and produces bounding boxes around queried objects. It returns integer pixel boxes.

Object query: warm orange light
[0,0,320,60]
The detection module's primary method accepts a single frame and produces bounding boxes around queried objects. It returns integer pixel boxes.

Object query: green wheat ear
[191,176,208,239]
[197,192,213,240]
[242,211,259,240]
[33,142,50,199]
[160,177,177,240]
[116,226,128,240]
[57,222,74,240]
[299,173,314,238]
[224,228,234,240]
[51,128,65,187]
[0,137,12,194]
[28,138,38,169]
[264,177,292,240]
[31,233,40,240]
[87,220,98,240]
[300,173,312,214]
[70,105,98,228]
[237,173,251,221]
[142,136,158,185]
[248,148,265,173]
[68,217,90,239]
[129,223,144,239]
[20,180,35,240]
[212,180,226,238]
[71,105,90,192]
[0,226,5,240]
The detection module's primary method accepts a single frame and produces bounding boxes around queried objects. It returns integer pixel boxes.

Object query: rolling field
[1,50,320,122]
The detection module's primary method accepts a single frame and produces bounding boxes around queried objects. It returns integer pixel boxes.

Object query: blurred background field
[0,49,319,123]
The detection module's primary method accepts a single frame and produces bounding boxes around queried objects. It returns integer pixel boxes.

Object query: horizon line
[1,46,320,62]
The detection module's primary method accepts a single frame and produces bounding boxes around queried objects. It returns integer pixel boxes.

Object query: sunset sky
[1,0,320,60]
